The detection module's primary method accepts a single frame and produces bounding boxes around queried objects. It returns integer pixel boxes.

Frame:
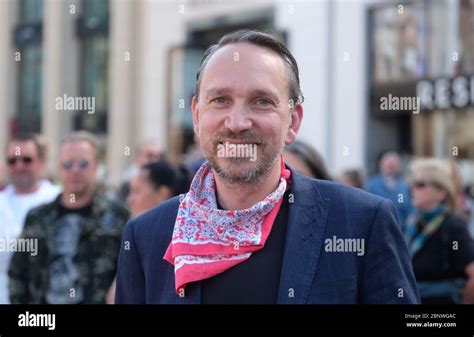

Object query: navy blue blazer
[115,170,420,304]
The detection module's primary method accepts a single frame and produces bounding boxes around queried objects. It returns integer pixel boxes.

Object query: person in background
[8,131,129,304]
[448,160,472,224]
[105,160,190,303]
[128,160,190,219]
[0,134,60,304]
[404,158,474,304]
[118,140,165,202]
[339,169,364,189]
[283,140,331,180]
[365,150,411,226]
[183,134,206,178]
[448,161,474,304]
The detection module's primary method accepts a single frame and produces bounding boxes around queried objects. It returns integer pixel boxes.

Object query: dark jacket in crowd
[411,213,474,303]
[8,193,129,304]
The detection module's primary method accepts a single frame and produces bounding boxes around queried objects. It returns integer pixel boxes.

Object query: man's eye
[255,98,272,106]
[212,97,227,104]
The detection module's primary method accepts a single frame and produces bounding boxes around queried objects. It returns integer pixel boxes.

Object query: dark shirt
[201,190,290,304]
[45,202,94,304]
[57,201,93,218]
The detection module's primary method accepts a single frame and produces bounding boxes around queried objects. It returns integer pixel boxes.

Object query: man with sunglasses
[9,131,129,304]
[0,134,60,304]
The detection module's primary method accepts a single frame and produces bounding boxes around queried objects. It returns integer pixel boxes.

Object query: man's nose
[224,105,252,133]
[69,165,82,174]
[13,161,26,170]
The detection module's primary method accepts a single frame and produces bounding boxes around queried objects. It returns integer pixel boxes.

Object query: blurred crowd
[0,131,473,304]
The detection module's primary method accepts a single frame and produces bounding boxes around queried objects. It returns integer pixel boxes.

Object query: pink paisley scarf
[164,158,291,292]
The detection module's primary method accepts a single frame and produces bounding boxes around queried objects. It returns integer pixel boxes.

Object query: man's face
[380,153,402,177]
[59,141,98,197]
[127,170,170,218]
[192,43,302,185]
[137,143,162,166]
[6,140,43,191]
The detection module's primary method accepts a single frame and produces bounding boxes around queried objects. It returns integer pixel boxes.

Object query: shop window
[75,0,109,133]
[13,0,44,134]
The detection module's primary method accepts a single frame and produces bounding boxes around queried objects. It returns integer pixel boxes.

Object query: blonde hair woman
[404,158,474,303]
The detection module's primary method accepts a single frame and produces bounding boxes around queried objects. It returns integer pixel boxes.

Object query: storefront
[368,0,474,183]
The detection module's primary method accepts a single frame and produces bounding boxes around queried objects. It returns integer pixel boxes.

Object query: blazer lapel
[277,171,330,304]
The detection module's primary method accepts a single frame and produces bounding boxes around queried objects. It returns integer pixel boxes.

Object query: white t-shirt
[0,180,61,304]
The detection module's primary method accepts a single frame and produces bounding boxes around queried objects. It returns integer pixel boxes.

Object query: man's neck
[14,181,41,195]
[60,190,94,209]
[215,160,282,210]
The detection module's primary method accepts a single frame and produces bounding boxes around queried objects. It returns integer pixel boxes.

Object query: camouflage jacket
[8,192,129,304]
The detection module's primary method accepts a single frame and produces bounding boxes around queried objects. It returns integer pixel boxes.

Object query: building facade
[0,0,471,187]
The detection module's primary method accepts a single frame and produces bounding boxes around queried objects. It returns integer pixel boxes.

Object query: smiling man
[115,30,420,304]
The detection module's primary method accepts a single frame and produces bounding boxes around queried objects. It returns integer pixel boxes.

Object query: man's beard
[203,129,283,186]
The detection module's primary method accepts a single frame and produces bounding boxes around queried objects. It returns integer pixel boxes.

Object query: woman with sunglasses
[404,158,474,303]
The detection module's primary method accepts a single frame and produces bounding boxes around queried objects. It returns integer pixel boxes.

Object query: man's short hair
[194,29,304,105]
[61,131,99,159]
[8,133,45,159]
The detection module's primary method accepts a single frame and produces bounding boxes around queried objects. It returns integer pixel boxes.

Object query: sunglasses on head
[61,159,91,171]
[6,156,33,166]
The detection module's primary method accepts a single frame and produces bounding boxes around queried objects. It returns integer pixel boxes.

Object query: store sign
[416,75,474,111]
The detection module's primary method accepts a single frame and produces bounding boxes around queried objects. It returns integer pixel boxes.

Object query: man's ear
[285,103,303,145]
[191,96,200,137]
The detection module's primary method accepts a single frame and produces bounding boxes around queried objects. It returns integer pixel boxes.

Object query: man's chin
[212,162,266,185]
[221,157,257,165]
[67,185,89,197]
[216,171,257,185]
[213,157,258,172]
[12,177,35,189]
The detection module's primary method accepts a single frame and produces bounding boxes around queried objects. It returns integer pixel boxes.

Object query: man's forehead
[7,141,36,154]
[201,43,287,98]
[205,42,285,71]
[60,141,95,156]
